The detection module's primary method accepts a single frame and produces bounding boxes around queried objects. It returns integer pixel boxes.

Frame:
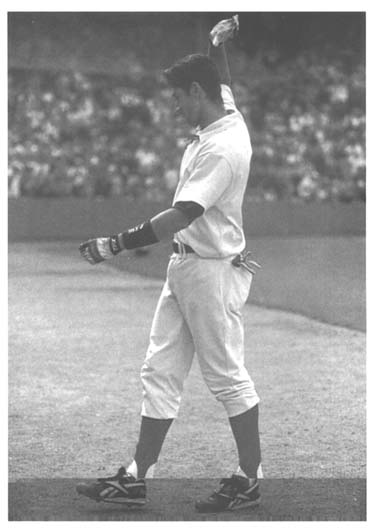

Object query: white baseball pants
[140,253,259,419]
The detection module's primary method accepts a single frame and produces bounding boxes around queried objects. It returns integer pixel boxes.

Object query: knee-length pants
[141,253,259,419]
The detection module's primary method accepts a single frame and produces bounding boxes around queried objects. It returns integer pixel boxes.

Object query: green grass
[109,236,366,331]
[9,241,366,484]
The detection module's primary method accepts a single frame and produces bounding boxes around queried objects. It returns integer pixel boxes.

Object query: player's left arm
[208,40,231,86]
[208,15,239,86]
[79,202,204,265]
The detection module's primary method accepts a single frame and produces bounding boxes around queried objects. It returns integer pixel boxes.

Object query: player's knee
[140,360,152,379]
[205,377,258,404]
[141,361,173,385]
[140,361,164,392]
[141,361,183,404]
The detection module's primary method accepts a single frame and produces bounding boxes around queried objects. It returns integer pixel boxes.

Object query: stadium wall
[8,198,365,241]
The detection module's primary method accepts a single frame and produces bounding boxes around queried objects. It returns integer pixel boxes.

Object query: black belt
[172,242,195,254]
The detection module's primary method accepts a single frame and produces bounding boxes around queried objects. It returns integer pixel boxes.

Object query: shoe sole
[76,486,146,507]
[101,498,147,506]
[228,497,261,511]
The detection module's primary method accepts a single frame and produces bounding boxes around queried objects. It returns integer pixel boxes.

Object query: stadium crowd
[8,49,365,202]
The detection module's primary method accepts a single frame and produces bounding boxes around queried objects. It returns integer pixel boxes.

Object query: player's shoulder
[202,120,251,156]
[199,136,232,159]
[198,138,250,176]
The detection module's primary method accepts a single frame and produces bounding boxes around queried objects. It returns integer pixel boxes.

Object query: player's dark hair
[164,54,222,104]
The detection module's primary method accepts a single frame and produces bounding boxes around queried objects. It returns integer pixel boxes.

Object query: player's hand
[209,15,239,47]
[79,235,122,265]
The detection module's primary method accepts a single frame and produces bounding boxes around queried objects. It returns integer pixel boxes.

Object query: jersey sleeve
[173,201,205,223]
[221,84,237,113]
[174,153,232,211]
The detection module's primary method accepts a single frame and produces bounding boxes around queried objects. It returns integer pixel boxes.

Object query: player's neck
[198,102,226,130]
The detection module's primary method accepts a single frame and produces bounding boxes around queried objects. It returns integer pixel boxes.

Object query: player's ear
[190,81,204,99]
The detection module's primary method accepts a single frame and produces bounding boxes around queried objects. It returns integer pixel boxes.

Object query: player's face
[172,87,200,127]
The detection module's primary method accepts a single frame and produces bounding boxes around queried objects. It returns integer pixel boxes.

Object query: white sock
[236,464,264,480]
[146,463,156,478]
[126,460,156,479]
[127,460,138,479]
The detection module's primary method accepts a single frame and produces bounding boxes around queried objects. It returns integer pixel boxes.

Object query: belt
[172,242,195,254]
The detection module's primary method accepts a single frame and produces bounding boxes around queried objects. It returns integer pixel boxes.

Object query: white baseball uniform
[141,84,259,419]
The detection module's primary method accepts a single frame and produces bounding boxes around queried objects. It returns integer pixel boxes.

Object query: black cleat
[195,474,260,513]
[76,466,146,506]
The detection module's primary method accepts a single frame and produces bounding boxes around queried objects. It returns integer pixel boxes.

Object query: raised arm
[207,15,239,86]
[208,41,231,86]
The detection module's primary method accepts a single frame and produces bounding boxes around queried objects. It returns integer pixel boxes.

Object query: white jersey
[173,84,252,258]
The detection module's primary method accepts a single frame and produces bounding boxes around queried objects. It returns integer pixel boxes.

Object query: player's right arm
[79,152,232,265]
[79,202,204,265]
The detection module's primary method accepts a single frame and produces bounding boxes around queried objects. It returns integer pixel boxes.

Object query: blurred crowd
[8,49,365,202]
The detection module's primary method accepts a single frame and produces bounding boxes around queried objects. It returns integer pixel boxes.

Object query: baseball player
[76,15,262,513]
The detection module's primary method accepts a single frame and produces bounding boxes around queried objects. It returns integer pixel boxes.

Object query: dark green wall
[8,198,365,242]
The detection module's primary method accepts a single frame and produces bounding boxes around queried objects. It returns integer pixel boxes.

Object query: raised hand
[209,15,239,47]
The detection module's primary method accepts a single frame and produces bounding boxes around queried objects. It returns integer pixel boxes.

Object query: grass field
[109,236,366,331]
[8,239,366,521]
